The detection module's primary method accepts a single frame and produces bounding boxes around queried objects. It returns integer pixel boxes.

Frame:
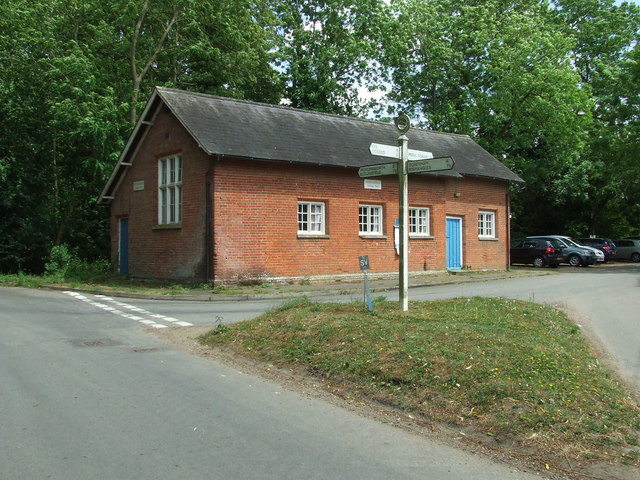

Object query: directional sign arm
[406,156,455,174]
[369,143,400,159]
[407,149,434,161]
[358,162,398,178]
[369,143,434,161]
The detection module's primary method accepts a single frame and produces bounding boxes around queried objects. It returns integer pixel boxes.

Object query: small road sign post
[361,115,455,311]
[359,255,373,312]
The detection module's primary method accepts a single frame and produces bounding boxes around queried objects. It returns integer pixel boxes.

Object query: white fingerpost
[398,133,409,312]
[361,114,454,312]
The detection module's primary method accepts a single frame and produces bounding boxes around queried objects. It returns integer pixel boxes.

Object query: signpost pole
[398,134,409,312]
[364,114,453,312]
[364,271,372,312]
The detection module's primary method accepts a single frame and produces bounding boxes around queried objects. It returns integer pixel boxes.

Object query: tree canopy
[1,0,638,273]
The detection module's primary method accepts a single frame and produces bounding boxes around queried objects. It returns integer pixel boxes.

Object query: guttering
[205,161,215,283]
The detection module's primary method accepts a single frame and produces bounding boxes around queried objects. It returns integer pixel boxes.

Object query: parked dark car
[528,236,597,266]
[510,238,562,267]
[612,239,640,262]
[574,237,617,263]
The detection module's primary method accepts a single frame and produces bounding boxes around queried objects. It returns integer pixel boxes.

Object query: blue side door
[446,217,462,270]
[119,217,129,275]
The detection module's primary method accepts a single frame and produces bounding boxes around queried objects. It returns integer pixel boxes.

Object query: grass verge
[0,273,213,295]
[199,297,640,475]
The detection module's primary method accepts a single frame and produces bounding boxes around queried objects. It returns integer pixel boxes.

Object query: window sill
[478,236,498,241]
[297,234,330,239]
[153,223,182,230]
[359,234,387,239]
[410,235,434,240]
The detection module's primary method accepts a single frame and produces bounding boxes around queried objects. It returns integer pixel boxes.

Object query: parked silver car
[569,237,605,263]
[613,239,640,262]
[528,235,597,266]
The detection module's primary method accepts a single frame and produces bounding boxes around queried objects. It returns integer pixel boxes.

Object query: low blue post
[364,271,373,312]
[359,255,373,312]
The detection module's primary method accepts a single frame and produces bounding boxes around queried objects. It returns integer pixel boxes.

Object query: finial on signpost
[394,113,411,135]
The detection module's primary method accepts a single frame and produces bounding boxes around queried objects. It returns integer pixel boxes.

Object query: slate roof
[99,87,523,203]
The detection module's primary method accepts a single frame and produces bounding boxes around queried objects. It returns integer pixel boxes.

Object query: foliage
[381,0,599,236]
[0,0,282,274]
[44,243,113,283]
[272,0,387,115]
[199,297,640,470]
[1,0,639,273]
[548,0,640,236]
[45,244,76,276]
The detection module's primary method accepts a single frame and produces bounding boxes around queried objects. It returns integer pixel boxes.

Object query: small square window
[409,207,430,236]
[298,201,325,234]
[359,205,383,235]
[478,210,496,238]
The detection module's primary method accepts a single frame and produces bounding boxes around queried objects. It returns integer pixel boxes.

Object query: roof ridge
[154,86,470,139]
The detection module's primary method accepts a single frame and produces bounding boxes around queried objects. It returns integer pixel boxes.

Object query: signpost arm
[398,134,409,311]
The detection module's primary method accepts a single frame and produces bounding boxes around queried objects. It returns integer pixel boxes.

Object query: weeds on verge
[198,297,640,470]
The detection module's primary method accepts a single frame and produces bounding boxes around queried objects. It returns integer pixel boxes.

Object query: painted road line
[95,295,193,326]
[63,292,189,328]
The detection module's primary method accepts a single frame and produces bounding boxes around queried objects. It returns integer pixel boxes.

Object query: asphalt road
[49,263,640,395]
[0,286,549,480]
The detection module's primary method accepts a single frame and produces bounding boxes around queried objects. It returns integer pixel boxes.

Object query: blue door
[446,217,462,270]
[119,217,129,275]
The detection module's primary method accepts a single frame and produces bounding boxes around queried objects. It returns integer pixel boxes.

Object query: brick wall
[109,104,211,280]
[110,107,510,282]
[212,158,509,279]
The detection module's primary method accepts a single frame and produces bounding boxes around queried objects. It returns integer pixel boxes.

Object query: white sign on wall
[133,180,145,191]
[364,179,382,190]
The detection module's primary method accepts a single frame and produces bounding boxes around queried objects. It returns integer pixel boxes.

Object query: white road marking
[63,292,192,328]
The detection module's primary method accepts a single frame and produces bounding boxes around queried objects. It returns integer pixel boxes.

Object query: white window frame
[297,201,325,235]
[158,154,182,225]
[409,207,430,236]
[359,204,383,235]
[478,210,496,239]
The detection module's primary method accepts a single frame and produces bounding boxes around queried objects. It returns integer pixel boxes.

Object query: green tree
[550,0,640,236]
[383,0,593,235]
[273,0,387,115]
[0,0,282,273]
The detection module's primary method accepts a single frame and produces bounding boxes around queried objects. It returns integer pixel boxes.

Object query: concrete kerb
[44,269,550,302]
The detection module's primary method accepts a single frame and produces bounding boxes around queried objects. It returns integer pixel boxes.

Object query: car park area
[514,235,597,267]
[512,235,640,267]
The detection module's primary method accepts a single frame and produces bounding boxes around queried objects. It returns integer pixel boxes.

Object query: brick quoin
[109,103,511,283]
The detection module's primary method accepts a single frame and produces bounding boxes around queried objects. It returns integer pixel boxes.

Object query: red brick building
[99,87,523,283]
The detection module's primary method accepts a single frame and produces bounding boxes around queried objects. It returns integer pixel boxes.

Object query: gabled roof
[99,87,523,204]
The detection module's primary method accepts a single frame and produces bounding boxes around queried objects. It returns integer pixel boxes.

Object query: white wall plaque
[364,179,382,190]
[133,180,145,191]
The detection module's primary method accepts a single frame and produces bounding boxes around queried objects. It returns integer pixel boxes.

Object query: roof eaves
[462,171,525,184]
[98,89,162,204]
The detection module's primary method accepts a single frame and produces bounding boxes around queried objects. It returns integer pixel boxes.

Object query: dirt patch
[152,325,639,480]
